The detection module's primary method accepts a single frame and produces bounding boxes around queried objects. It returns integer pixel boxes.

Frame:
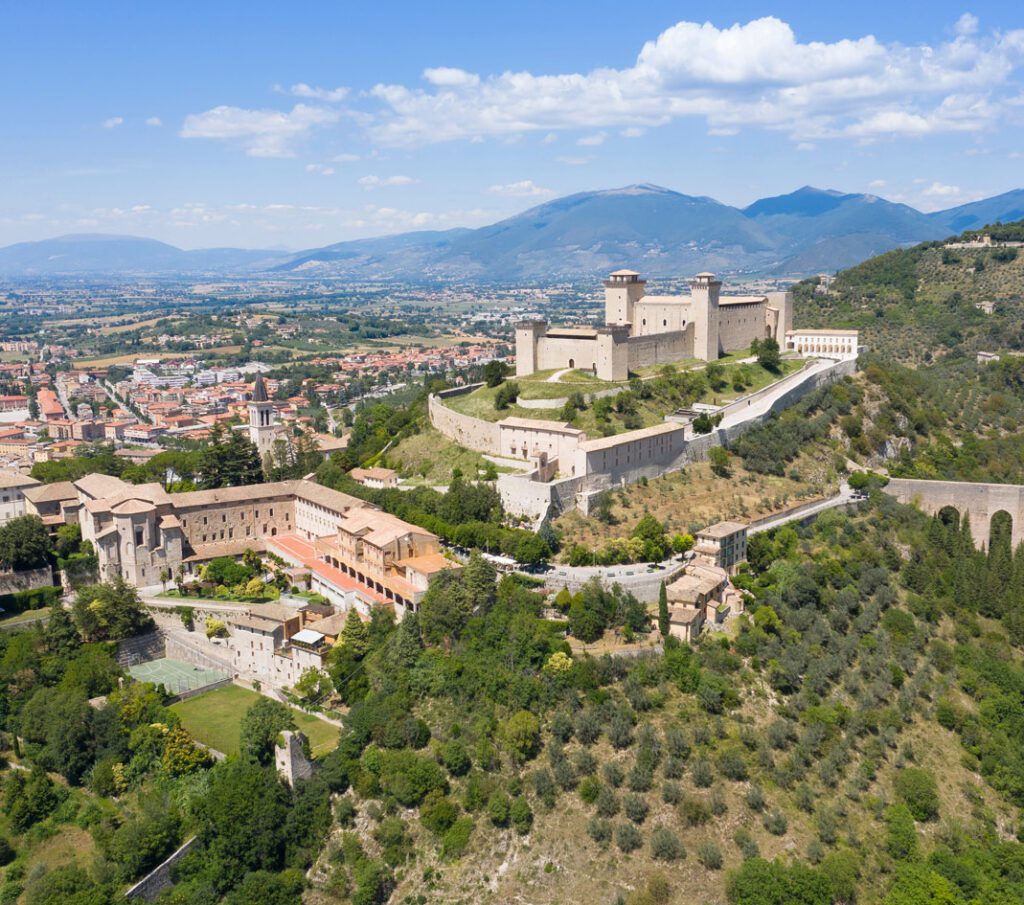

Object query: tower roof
[251,373,269,403]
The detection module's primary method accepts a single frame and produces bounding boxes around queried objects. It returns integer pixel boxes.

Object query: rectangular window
[134,527,144,547]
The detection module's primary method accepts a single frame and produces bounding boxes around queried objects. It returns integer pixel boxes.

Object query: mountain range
[3,184,1023,281]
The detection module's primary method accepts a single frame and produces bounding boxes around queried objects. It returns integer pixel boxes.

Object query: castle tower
[604,270,646,327]
[514,319,548,377]
[766,290,794,338]
[248,373,276,457]
[595,325,632,381]
[690,272,722,361]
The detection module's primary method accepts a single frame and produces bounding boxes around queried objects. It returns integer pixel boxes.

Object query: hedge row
[0,585,62,615]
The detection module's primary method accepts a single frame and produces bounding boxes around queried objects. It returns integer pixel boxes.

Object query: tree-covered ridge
[793,218,1024,363]
[5,491,1024,903]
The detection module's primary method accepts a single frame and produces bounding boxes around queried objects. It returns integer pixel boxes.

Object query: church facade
[516,270,793,381]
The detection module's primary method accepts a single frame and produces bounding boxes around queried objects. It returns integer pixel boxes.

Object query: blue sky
[3,1,1023,248]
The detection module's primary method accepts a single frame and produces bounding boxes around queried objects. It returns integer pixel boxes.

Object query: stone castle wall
[428,385,501,454]
[626,330,692,369]
[718,302,772,352]
[433,359,856,521]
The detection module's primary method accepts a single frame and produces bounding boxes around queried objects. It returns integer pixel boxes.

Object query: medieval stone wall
[625,330,692,369]
[718,302,772,352]
[427,385,501,454]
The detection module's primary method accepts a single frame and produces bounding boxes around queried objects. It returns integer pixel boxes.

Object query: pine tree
[464,551,497,613]
[340,608,370,658]
[658,581,670,638]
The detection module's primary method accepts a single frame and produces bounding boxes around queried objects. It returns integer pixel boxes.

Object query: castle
[516,270,793,381]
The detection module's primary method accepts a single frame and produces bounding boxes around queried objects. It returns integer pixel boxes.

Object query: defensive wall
[431,358,856,522]
[124,837,198,902]
[427,384,500,453]
[882,477,1024,550]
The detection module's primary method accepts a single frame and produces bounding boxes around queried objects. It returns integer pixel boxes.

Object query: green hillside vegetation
[794,219,1024,363]
[445,357,800,436]
[14,495,1024,905]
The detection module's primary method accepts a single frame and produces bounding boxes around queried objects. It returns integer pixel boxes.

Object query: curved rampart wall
[428,384,501,454]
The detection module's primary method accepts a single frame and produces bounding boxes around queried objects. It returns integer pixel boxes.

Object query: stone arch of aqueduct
[883,478,1024,551]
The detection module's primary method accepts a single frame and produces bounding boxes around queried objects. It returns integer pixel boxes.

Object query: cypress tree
[658,581,670,638]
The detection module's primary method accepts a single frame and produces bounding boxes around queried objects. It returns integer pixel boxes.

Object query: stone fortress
[516,270,795,380]
[432,269,859,522]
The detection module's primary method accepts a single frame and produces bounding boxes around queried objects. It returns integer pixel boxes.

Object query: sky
[2,1,1024,249]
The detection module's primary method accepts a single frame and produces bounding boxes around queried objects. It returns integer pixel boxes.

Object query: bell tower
[248,373,276,457]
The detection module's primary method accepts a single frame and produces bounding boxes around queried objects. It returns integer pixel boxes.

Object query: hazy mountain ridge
[4,184,1024,280]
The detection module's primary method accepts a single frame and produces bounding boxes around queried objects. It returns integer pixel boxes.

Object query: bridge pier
[883,478,1024,551]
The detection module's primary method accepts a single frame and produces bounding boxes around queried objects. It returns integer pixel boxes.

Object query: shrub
[893,767,939,821]
[441,817,474,858]
[588,817,611,844]
[734,828,760,860]
[697,840,722,869]
[487,791,511,827]
[623,793,649,824]
[334,797,357,827]
[691,759,713,788]
[440,740,471,777]
[615,822,642,853]
[602,762,624,788]
[595,786,620,817]
[650,826,685,861]
[763,809,788,836]
[717,748,749,781]
[510,796,533,834]
[746,785,766,812]
[662,781,682,805]
[680,795,711,826]
[578,775,602,804]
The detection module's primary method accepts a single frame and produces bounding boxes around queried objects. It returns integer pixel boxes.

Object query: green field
[171,683,340,757]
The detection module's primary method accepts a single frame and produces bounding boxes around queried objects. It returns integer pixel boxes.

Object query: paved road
[748,482,859,535]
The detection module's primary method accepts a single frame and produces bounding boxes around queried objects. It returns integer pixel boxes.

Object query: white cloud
[542,132,559,144]
[922,181,962,197]
[555,155,592,166]
[796,142,816,151]
[103,116,124,129]
[358,175,416,190]
[180,103,339,157]
[145,116,162,127]
[620,127,645,138]
[305,163,336,176]
[332,153,360,163]
[290,83,348,102]
[422,67,480,88]
[358,15,1024,147]
[956,13,980,37]
[577,132,606,146]
[487,180,555,197]
[868,179,887,189]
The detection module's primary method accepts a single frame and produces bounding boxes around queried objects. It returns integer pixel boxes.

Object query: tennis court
[128,657,228,696]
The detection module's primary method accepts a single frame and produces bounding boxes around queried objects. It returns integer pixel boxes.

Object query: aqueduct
[883,478,1024,551]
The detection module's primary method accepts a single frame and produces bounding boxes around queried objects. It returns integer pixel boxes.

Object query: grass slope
[171,683,339,757]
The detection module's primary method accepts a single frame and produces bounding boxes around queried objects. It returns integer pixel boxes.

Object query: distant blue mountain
[928,189,1024,234]
[2,183,1023,279]
[0,234,283,276]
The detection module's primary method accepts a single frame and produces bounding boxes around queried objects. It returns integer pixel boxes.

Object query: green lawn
[171,683,340,757]
[0,606,50,628]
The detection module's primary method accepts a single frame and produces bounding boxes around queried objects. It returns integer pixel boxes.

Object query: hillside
[794,219,1024,363]
[0,233,284,276]
[5,185,1024,280]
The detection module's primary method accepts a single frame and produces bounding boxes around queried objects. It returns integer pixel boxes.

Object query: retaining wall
[428,384,501,454]
[124,837,197,902]
[0,566,54,596]
[116,631,165,667]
